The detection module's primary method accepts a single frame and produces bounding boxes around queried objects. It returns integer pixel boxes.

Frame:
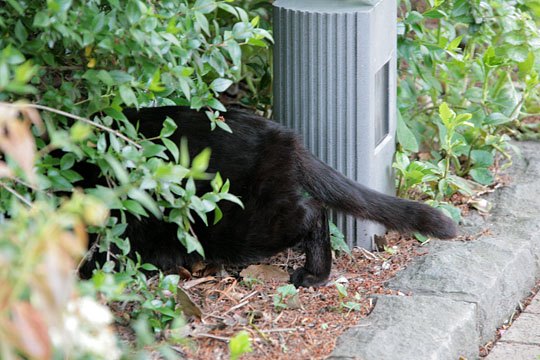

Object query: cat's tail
[297,149,457,239]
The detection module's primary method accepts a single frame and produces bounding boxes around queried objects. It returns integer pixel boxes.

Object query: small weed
[333,279,362,315]
[273,284,300,311]
[229,331,253,360]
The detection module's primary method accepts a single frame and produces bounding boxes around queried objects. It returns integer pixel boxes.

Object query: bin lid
[273,0,381,13]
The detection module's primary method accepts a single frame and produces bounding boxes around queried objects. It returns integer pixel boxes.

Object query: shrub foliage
[0,0,270,358]
[0,0,538,358]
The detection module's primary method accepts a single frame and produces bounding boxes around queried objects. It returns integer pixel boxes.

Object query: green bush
[1,0,539,357]
[0,0,271,358]
[396,0,540,220]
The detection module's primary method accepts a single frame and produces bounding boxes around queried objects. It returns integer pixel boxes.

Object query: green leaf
[211,172,223,192]
[505,45,529,63]
[192,148,211,173]
[396,112,419,152]
[119,84,138,107]
[180,137,190,168]
[518,52,535,74]
[470,150,494,168]
[183,232,205,256]
[194,11,210,35]
[232,22,251,40]
[109,70,133,84]
[446,35,462,51]
[6,0,24,15]
[142,141,166,158]
[213,205,223,225]
[220,193,243,209]
[162,138,179,163]
[70,122,92,142]
[160,117,178,138]
[225,40,242,67]
[96,70,114,86]
[60,153,76,170]
[438,102,455,124]
[123,199,149,217]
[485,112,511,126]
[215,119,232,133]
[141,263,158,271]
[414,233,430,243]
[405,11,424,24]
[3,45,25,65]
[60,169,83,183]
[329,221,351,255]
[0,62,9,88]
[437,203,462,223]
[218,3,238,17]
[33,11,51,27]
[14,60,37,84]
[210,78,233,93]
[208,98,226,112]
[126,0,142,23]
[194,0,217,14]
[128,188,161,218]
[229,331,253,360]
[469,168,494,185]
[105,155,129,185]
[103,107,128,121]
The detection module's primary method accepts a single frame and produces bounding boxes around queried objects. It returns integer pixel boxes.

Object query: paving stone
[387,237,536,342]
[486,342,540,360]
[500,313,540,345]
[525,296,540,315]
[329,295,478,360]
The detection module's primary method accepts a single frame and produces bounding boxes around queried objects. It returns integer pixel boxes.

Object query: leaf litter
[111,233,428,359]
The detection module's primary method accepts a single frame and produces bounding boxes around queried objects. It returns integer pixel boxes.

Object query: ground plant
[0,0,538,358]
[396,0,540,222]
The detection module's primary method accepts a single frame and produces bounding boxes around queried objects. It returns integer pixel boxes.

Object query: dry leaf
[11,302,52,360]
[286,293,303,310]
[34,243,76,312]
[191,260,208,277]
[0,279,12,313]
[177,266,192,280]
[183,276,216,290]
[0,114,36,183]
[20,106,44,134]
[176,287,202,319]
[470,198,492,213]
[0,162,13,179]
[240,264,289,283]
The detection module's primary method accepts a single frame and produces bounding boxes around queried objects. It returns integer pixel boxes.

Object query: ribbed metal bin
[273,0,397,249]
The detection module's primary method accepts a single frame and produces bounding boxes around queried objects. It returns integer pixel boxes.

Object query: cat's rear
[294,145,457,239]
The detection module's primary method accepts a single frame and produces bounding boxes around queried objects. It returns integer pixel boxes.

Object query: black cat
[79,106,457,287]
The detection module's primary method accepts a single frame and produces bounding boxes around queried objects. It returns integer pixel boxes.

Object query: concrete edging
[330,141,540,360]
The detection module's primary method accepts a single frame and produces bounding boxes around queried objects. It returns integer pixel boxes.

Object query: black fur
[79,106,457,287]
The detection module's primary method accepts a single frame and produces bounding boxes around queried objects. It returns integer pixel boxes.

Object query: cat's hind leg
[290,207,332,288]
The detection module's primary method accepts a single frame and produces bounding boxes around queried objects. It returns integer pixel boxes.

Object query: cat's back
[125,106,296,188]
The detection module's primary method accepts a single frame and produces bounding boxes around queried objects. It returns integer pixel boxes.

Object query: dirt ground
[124,233,429,359]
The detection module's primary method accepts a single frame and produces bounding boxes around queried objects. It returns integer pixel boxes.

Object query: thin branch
[76,236,100,273]
[194,333,230,342]
[4,103,142,150]
[259,328,297,333]
[12,177,39,192]
[0,182,32,207]
[223,300,249,315]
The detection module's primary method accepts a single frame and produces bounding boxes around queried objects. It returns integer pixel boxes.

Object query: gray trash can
[273,0,397,249]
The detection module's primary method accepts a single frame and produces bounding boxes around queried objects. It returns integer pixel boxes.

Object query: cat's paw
[290,268,328,288]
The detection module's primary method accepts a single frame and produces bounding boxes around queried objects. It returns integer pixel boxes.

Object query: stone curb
[330,141,540,360]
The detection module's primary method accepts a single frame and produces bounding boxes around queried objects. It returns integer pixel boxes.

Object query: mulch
[176,234,423,359]
[111,233,428,359]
